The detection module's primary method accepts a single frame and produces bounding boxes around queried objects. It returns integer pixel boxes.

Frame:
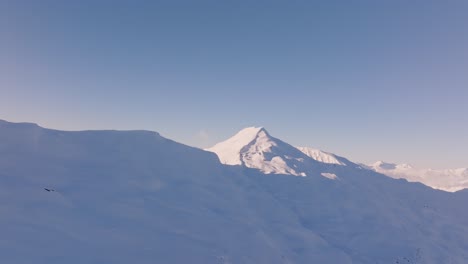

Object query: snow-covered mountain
[366,161,468,192]
[1,120,468,263]
[206,127,320,176]
[206,127,357,179]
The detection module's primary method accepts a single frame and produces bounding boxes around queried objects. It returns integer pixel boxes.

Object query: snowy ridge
[367,161,468,192]
[297,147,348,166]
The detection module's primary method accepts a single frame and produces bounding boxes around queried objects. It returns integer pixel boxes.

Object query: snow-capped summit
[206,126,266,165]
[207,127,319,176]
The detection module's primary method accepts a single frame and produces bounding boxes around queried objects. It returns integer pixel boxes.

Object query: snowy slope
[1,120,468,264]
[366,161,468,192]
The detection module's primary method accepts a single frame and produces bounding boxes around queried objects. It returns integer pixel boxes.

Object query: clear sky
[1,0,467,169]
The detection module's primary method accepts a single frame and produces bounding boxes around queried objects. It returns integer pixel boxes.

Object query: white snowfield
[1,120,468,264]
[366,161,468,192]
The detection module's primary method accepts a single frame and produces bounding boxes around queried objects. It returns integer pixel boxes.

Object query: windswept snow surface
[1,120,468,264]
[366,161,468,192]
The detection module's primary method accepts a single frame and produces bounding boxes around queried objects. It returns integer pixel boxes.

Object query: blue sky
[1,0,467,168]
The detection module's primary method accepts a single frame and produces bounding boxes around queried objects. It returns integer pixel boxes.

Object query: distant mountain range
[364,161,468,192]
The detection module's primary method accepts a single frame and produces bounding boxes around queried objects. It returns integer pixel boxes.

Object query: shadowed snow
[1,120,468,263]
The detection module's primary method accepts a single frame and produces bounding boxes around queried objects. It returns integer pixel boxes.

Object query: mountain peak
[236,126,268,138]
